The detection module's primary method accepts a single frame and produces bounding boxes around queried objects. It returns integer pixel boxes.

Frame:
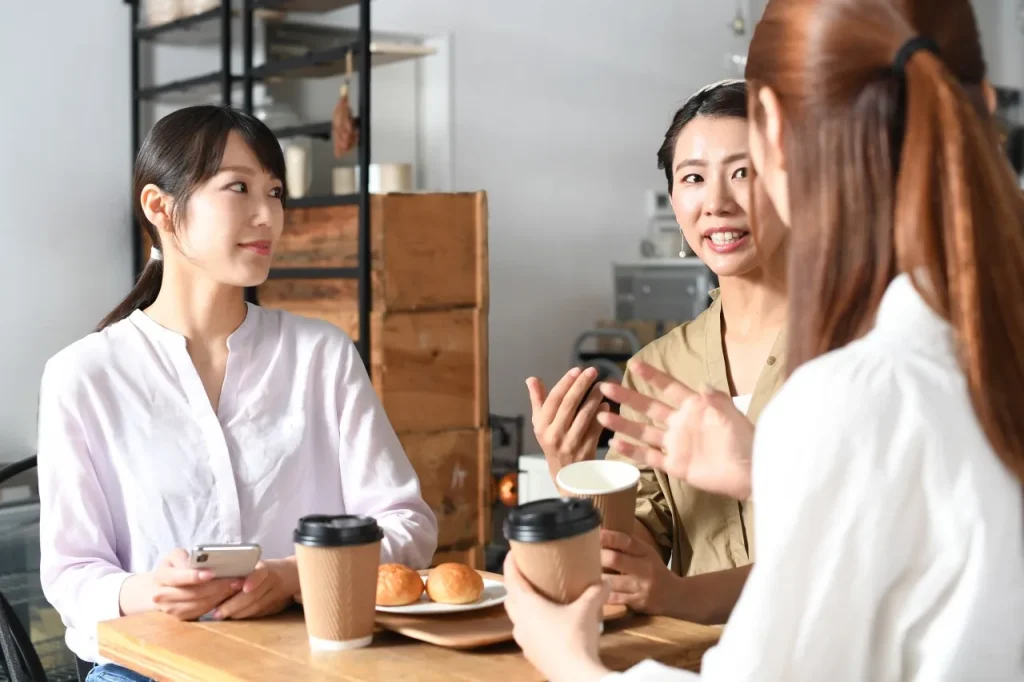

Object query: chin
[228,266,272,288]
[700,249,761,279]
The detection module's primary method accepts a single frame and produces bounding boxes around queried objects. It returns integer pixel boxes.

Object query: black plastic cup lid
[293,515,383,547]
[503,498,601,543]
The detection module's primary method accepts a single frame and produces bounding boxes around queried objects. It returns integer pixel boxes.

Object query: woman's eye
[681,173,703,184]
[732,167,749,180]
[228,182,248,193]
[270,187,284,199]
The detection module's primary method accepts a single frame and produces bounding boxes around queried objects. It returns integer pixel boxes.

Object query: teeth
[709,231,745,245]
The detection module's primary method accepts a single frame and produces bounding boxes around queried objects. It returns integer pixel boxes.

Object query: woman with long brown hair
[501,0,1024,679]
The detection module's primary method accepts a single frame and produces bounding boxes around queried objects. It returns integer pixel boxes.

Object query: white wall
[0,1,133,462]
[326,0,748,451]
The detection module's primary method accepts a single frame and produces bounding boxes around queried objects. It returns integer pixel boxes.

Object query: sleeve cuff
[90,570,134,623]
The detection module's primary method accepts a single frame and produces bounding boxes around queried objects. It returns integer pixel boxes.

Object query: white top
[731,394,752,415]
[36,304,438,662]
[605,275,1024,681]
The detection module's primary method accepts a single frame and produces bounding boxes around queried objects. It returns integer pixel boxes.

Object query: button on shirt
[604,274,1024,680]
[37,304,438,662]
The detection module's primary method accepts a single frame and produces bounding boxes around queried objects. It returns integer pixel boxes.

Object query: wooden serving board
[374,571,628,649]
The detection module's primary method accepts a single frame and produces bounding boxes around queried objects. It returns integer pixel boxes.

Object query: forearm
[660,565,752,625]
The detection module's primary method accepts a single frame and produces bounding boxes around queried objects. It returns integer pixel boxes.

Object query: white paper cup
[556,460,640,533]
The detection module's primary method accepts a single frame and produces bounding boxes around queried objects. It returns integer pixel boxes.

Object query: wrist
[118,573,156,616]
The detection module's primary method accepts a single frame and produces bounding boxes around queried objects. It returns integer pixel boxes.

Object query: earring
[679,250,686,258]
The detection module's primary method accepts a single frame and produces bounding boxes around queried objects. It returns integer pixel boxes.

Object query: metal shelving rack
[125,0,374,365]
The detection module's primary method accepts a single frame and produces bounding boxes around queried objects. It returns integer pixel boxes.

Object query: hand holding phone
[188,543,262,579]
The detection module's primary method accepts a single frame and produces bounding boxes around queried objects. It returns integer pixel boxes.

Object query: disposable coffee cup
[556,460,640,534]
[503,498,602,604]
[294,514,383,651]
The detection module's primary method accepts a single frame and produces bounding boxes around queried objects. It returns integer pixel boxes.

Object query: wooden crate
[258,280,488,433]
[273,192,488,313]
[430,546,486,570]
[399,427,492,558]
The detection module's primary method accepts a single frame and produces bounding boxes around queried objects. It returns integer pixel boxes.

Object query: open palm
[597,361,754,501]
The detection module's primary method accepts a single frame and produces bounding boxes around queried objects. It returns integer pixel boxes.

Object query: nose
[252,194,277,228]
[703,171,738,217]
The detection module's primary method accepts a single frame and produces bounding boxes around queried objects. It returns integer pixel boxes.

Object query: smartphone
[188,543,262,579]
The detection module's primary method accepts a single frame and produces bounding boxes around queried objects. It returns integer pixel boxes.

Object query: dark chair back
[0,456,47,681]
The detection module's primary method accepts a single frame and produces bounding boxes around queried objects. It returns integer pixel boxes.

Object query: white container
[146,0,183,26]
[284,145,312,199]
[182,0,220,15]
[355,163,414,193]
[332,167,356,195]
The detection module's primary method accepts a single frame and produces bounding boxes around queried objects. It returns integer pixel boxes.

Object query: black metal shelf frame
[126,0,373,366]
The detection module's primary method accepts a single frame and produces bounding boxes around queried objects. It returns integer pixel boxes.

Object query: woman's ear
[757,86,785,172]
[139,184,175,241]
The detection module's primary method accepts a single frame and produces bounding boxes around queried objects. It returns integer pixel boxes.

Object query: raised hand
[597,361,754,501]
[526,367,610,481]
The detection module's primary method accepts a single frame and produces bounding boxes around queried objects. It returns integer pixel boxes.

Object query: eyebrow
[674,151,749,173]
[218,165,258,175]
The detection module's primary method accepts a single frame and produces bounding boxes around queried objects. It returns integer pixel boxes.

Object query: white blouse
[37,304,438,662]
[607,275,1024,681]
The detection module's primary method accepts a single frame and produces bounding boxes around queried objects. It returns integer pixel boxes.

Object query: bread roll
[425,563,484,605]
[376,563,425,606]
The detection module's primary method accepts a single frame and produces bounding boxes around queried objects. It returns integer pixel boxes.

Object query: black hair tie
[892,36,941,76]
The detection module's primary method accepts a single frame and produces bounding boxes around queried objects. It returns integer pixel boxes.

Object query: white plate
[376,576,507,615]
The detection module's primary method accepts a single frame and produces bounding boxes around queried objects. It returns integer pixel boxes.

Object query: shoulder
[624,302,718,391]
[41,319,138,400]
[257,306,360,364]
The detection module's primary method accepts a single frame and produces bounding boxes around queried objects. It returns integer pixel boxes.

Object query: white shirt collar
[872,273,956,360]
[127,302,261,351]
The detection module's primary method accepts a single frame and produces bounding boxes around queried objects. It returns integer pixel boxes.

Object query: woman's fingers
[596,412,665,450]
[565,386,605,444]
[537,369,582,427]
[552,369,598,432]
[630,362,698,408]
[608,438,669,474]
[598,382,675,424]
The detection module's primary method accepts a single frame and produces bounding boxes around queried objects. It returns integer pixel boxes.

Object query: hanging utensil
[332,50,360,158]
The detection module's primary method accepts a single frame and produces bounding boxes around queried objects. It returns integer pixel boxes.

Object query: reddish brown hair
[746,0,1024,483]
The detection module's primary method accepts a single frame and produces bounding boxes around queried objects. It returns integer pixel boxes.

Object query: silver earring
[679,250,686,258]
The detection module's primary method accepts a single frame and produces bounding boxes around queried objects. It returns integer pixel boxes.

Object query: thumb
[575,581,610,619]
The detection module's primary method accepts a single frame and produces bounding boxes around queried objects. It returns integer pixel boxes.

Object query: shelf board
[135,8,222,43]
[252,40,436,81]
[285,194,360,209]
[266,266,360,279]
[253,0,360,11]
[135,71,238,103]
[273,121,332,140]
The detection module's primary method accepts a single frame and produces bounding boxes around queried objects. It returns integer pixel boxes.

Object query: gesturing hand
[527,367,610,481]
[597,361,755,500]
[212,557,300,621]
[145,549,242,621]
[600,530,674,615]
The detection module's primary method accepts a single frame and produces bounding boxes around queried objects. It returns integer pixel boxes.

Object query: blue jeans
[85,663,154,682]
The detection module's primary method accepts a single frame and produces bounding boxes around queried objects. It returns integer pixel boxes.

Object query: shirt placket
[170,347,243,543]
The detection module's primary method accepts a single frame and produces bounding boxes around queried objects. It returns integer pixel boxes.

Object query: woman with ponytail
[503,0,1024,680]
[37,106,437,681]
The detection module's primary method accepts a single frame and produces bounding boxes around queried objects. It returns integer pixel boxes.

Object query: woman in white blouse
[503,0,1024,680]
[37,106,437,681]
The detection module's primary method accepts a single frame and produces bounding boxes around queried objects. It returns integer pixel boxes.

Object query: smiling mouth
[240,241,271,256]
[702,228,750,254]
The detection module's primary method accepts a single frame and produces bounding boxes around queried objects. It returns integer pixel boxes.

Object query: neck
[144,264,248,346]
[717,254,788,338]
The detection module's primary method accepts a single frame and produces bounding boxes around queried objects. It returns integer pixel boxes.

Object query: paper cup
[294,515,382,651]
[556,460,640,534]
[503,498,602,604]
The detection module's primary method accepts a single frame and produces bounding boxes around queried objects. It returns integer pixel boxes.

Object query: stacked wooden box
[257,192,491,568]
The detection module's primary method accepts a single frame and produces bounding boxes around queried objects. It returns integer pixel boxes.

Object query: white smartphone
[188,543,262,579]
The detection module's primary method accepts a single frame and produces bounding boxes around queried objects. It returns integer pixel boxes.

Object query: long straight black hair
[96,105,286,331]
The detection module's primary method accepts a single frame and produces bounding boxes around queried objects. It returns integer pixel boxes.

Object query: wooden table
[98,609,721,681]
